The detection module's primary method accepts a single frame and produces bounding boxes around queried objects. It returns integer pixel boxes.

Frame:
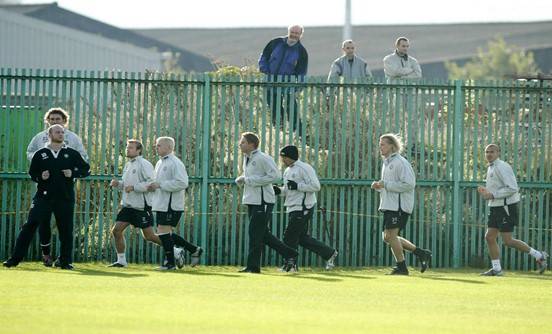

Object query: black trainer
[54,258,74,270]
[107,262,127,268]
[419,249,432,273]
[3,258,18,268]
[42,255,54,267]
[239,267,260,273]
[388,266,409,275]
[283,258,298,273]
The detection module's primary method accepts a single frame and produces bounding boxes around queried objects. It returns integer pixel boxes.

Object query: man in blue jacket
[258,25,308,136]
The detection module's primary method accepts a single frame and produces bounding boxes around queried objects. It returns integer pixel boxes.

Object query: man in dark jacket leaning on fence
[4,124,90,270]
[259,25,308,136]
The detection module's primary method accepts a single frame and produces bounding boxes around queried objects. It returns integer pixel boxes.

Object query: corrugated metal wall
[0,9,162,72]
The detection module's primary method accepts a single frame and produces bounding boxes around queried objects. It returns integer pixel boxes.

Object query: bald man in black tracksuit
[3,125,90,270]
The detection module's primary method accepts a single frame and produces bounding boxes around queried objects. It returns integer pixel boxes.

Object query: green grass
[1,263,551,334]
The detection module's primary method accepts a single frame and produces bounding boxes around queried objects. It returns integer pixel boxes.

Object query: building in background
[0,3,213,72]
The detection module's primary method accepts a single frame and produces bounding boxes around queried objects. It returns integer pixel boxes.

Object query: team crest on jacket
[251,161,256,166]
[132,169,136,174]
[41,153,48,160]
[389,165,393,170]
[64,154,69,158]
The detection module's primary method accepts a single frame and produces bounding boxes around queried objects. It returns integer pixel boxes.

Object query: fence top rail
[1,68,552,91]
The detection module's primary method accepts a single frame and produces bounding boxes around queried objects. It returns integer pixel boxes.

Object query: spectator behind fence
[258,25,308,136]
[383,37,422,81]
[327,40,372,82]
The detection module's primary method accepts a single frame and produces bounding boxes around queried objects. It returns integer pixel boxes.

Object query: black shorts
[116,207,153,229]
[155,209,183,227]
[488,203,518,232]
[382,210,410,231]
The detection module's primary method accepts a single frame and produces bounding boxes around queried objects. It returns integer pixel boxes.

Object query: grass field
[1,263,550,334]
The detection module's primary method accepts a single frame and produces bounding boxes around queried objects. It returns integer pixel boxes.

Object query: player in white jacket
[109,139,187,268]
[235,132,298,273]
[477,144,548,276]
[147,137,202,270]
[276,145,337,271]
[371,134,431,275]
[26,108,88,267]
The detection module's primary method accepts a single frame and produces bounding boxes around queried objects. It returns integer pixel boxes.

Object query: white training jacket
[238,149,281,205]
[27,129,88,161]
[376,153,416,214]
[485,159,520,207]
[152,153,188,212]
[281,160,320,213]
[114,156,154,210]
[383,52,422,81]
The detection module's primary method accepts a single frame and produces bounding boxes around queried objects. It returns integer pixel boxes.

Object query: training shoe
[156,264,176,271]
[190,247,203,267]
[54,258,74,270]
[388,266,409,275]
[325,250,338,270]
[283,258,298,273]
[238,267,261,273]
[107,262,127,268]
[174,247,185,269]
[3,258,18,268]
[419,249,432,273]
[42,255,54,267]
[480,268,504,276]
[536,251,548,274]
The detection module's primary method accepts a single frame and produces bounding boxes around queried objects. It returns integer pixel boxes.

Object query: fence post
[200,74,211,264]
[452,80,464,268]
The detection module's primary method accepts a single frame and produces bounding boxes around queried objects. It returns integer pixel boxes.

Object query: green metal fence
[1,68,551,269]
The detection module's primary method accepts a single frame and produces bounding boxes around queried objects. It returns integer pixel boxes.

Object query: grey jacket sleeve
[26,133,43,161]
[297,165,321,192]
[327,59,342,82]
[383,56,413,78]
[135,160,155,193]
[160,160,189,192]
[492,164,519,199]
[384,161,415,193]
[245,156,281,186]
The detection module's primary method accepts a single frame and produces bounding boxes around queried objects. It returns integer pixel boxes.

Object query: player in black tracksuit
[3,125,90,269]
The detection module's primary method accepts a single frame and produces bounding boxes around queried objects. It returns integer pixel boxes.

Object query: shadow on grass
[263,272,343,282]
[73,267,148,278]
[420,276,486,284]
[317,272,376,280]
[178,270,243,278]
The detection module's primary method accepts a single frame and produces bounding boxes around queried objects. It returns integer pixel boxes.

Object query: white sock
[491,259,502,272]
[528,248,542,260]
[117,253,127,264]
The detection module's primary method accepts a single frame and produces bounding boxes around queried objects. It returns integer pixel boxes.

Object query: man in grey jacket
[371,134,431,275]
[383,37,422,81]
[235,132,298,273]
[26,107,88,267]
[327,40,372,82]
[147,137,202,270]
[276,145,338,271]
[477,144,548,276]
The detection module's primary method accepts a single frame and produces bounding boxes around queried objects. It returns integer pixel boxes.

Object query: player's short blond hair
[156,136,175,151]
[380,133,404,154]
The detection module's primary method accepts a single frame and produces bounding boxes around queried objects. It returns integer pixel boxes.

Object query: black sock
[413,247,424,257]
[172,234,198,253]
[159,233,175,265]
[41,244,51,256]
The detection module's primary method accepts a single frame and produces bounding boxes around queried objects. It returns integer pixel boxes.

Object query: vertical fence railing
[0,69,550,269]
